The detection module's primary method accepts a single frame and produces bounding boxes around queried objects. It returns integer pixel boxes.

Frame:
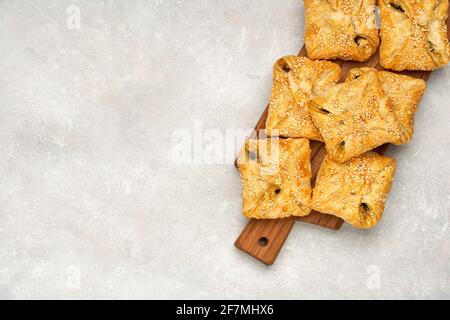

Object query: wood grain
[235,11,450,265]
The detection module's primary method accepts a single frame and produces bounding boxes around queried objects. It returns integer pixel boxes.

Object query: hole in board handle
[258,237,269,247]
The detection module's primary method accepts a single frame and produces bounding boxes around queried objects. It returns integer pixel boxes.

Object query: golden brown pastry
[309,69,401,163]
[311,152,397,229]
[304,0,380,62]
[265,56,341,141]
[346,67,427,144]
[237,138,312,219]
[379,0,450,71]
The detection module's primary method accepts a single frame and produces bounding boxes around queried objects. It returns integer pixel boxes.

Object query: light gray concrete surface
[0,0,449,299]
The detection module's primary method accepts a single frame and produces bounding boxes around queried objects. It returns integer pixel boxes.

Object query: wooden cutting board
[234,11,450,266]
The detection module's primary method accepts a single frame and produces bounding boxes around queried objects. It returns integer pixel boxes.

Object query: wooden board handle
[234,217,296,265]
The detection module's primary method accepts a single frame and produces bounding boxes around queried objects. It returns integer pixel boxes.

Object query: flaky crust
[311,152,397,229]
[346,67,427,144]
[237,138,312,219]
[379,0,450,71]
[265,56,341,141]
[309,69,401,163]
[304,0,380,62]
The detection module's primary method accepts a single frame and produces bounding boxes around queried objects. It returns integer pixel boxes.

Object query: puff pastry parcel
[265,56,341,141]
[311,152,397,228]
[309,69,401,163]
[237,138,312,219]
[304,0,380,62]
[379,0,450,71]
[346,67,427,144]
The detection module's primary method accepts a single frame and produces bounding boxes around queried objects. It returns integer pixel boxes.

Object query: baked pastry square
[346,67,427,144]
[379,0,450,71]
[237,138,312,219]
[311,152,397,229]
[309,69,401,163]
[304,0,380,62]
[266,56,341,141]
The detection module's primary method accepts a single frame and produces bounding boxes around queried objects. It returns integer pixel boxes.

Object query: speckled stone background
[0,0,449,299]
